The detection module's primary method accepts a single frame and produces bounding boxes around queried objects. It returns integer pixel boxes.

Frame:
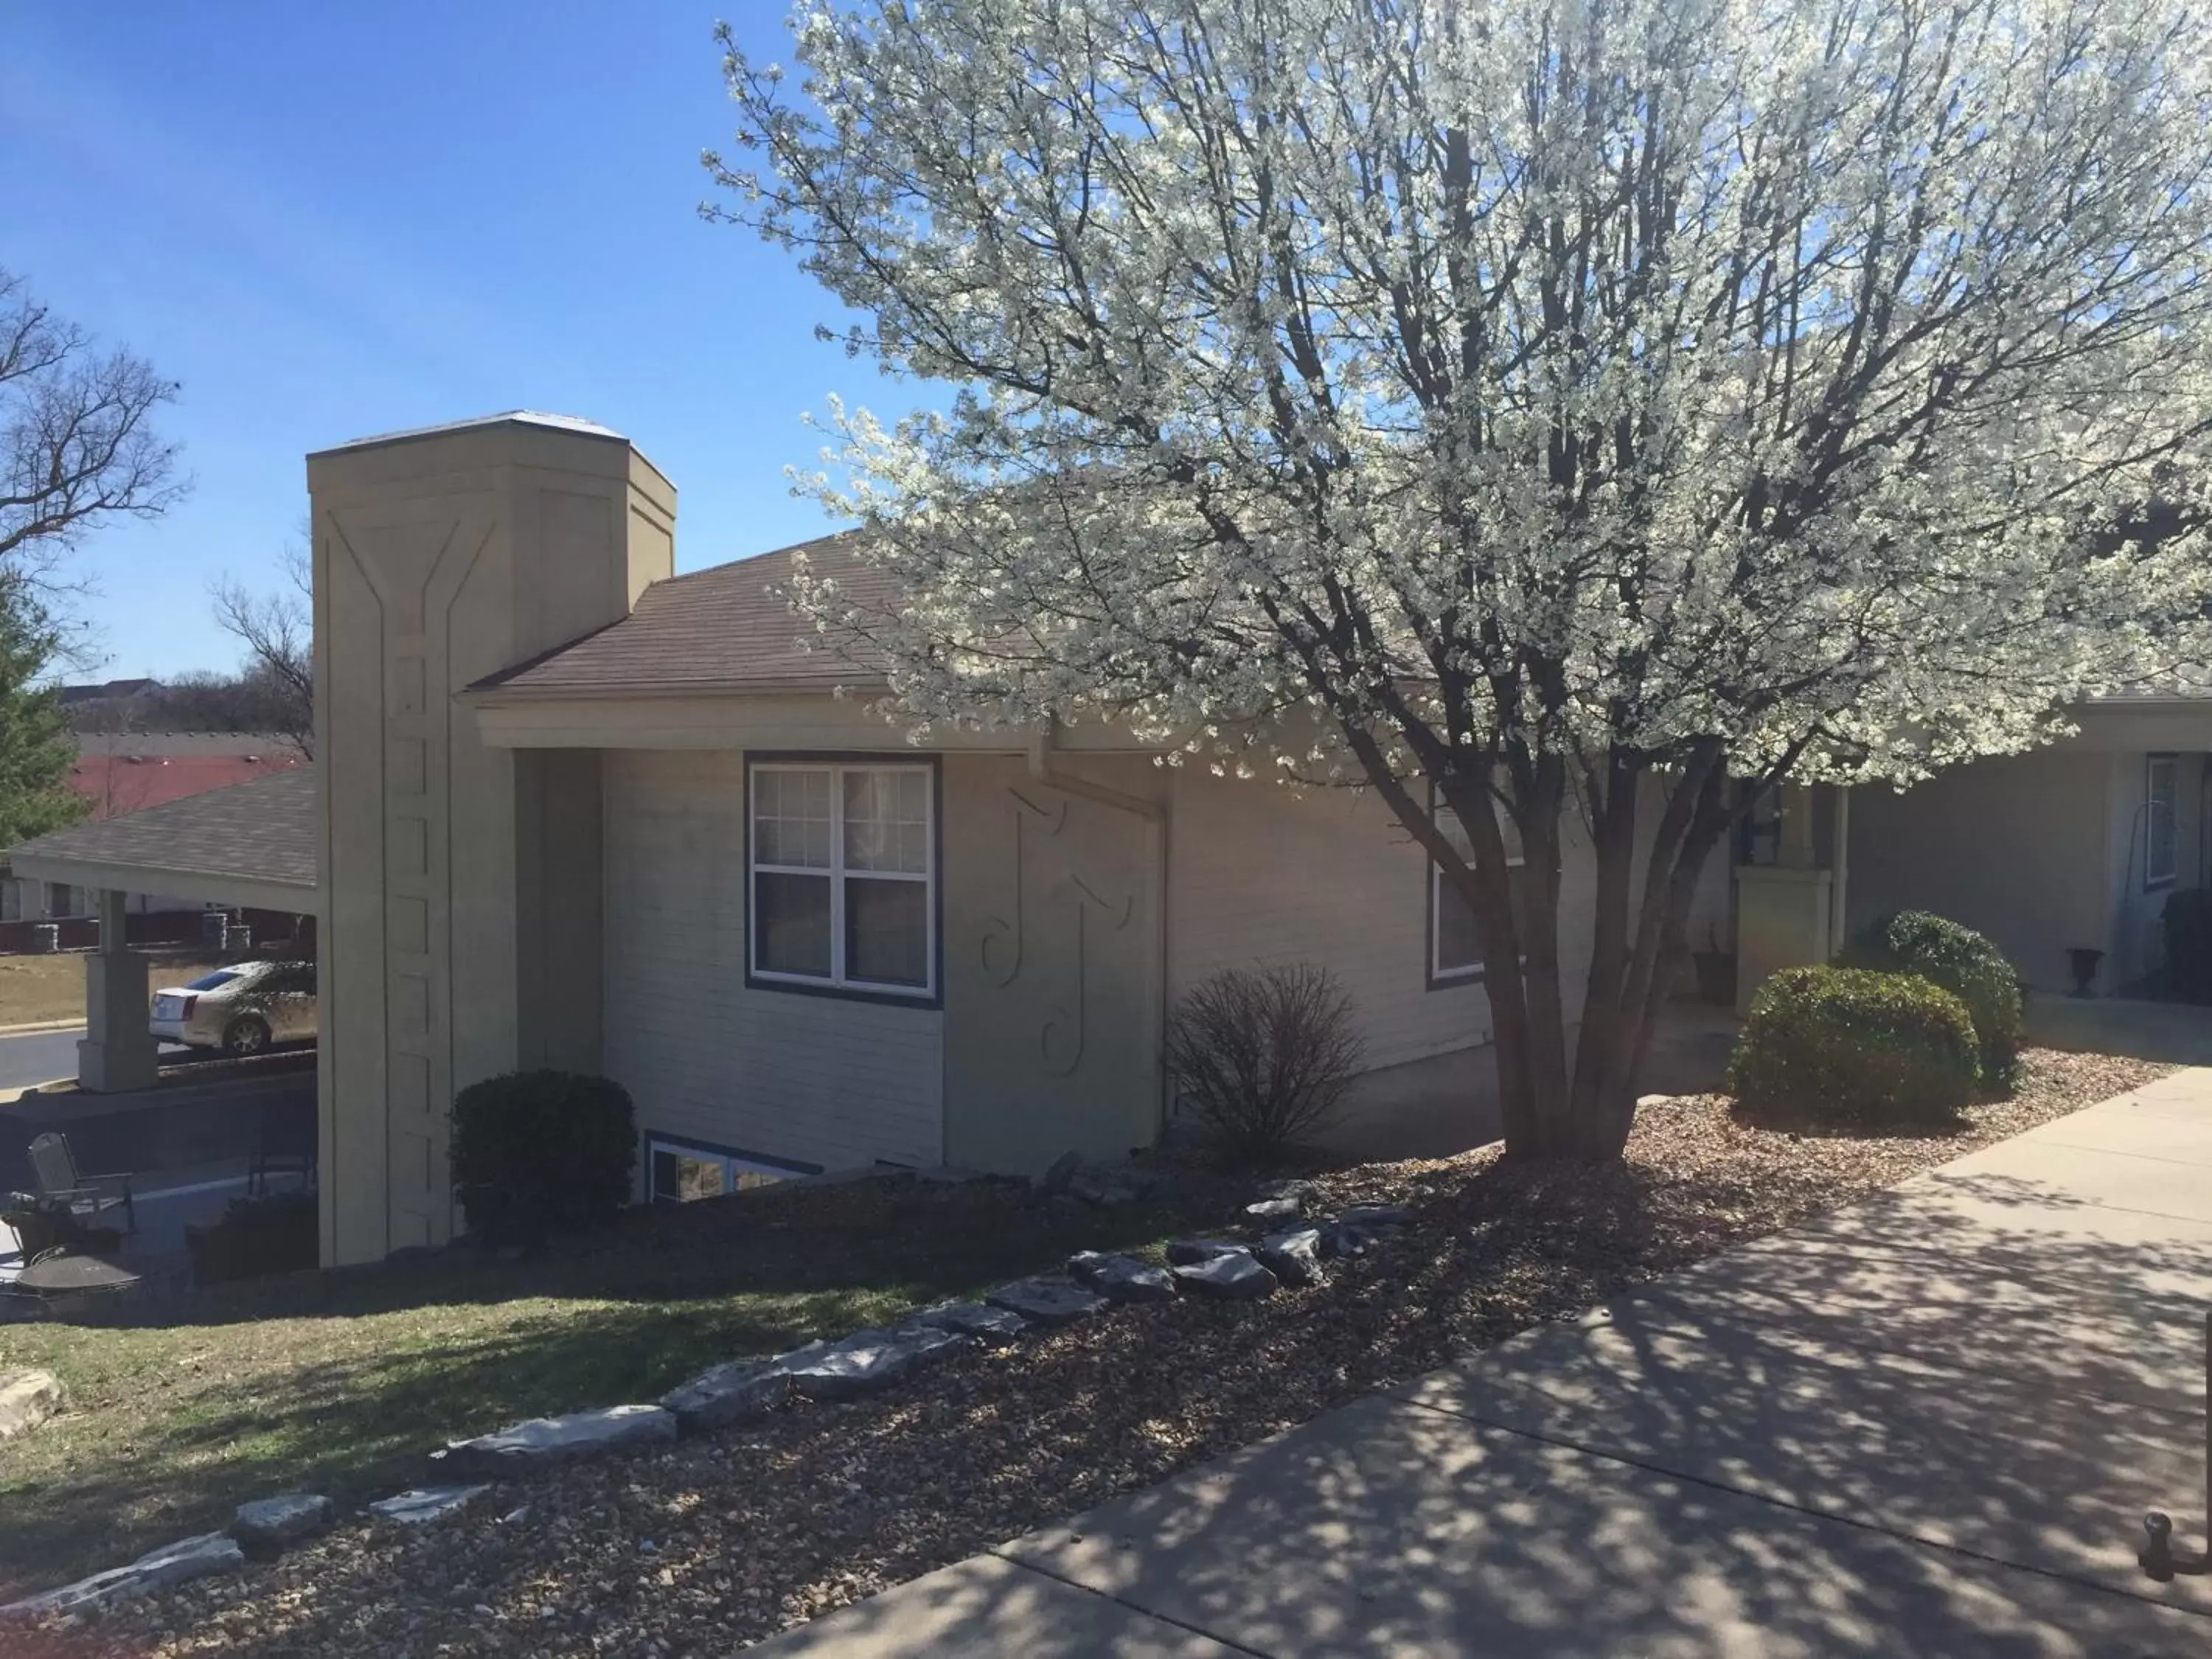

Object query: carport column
[77,888,159,1093]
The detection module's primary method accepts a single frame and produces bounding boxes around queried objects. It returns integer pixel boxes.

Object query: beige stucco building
[304,414,1607,1267]
[13,410,2205,1270]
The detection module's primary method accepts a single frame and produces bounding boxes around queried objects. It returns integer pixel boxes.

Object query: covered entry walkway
[4,768,317,1091]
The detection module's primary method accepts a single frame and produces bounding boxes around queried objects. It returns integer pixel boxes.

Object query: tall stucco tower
[307,414,673,1266]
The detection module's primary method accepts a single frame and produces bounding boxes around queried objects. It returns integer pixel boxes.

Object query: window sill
[745,971,942,1011]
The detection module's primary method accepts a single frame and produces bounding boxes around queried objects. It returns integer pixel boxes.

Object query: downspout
[1026,723,1173,1144]
[1026,725,1166,822]
[1829,785,1851,959]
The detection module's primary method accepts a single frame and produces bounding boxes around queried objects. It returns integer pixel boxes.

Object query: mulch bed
[14,1047,2169,1658]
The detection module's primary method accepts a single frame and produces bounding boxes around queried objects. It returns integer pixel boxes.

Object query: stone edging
[0,1179,1413,1623]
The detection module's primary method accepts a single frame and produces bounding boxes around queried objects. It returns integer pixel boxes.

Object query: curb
[0,1077,77,1106]
[0,1020,86,1038]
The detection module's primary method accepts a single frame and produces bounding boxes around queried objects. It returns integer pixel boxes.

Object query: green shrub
[1847,910,2023,1085]
[451,1070,636,1248]
[1729,966,1980,1122]
[2163,889,2212,1004]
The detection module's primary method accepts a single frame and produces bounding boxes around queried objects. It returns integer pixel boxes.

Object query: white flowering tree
[710,0,2212,1159]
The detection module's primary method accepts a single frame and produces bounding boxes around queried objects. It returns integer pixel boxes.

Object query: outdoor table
[15,1248,142,1312]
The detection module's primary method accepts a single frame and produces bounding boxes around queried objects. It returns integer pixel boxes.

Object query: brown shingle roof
[5,767,317,892]
[473,532,893,698]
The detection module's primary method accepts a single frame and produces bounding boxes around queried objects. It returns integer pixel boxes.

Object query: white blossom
[710,0,2212,1155]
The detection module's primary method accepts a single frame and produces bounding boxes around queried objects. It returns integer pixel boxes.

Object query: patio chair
[246,1099,316,1198]
[27,1133,136,1236]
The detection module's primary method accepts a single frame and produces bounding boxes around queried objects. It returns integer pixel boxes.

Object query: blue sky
[3,1,911,678]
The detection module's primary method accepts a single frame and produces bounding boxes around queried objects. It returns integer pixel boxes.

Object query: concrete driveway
[757,1070,2212,1655]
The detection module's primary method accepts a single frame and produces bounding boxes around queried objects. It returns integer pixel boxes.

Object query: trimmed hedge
[1730,966,1980,1122]
[451,1070,637,1248]
[1847,910,2023,1085]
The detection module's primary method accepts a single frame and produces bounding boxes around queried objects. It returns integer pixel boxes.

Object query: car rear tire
[222,1014,272,1057]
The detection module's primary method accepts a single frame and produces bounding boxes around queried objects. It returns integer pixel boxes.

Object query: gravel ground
[11,1047,2171,1658]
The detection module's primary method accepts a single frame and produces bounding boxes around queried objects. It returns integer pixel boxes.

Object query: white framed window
[0,880,19,922]
[748,759,937,998]
[2146,753,2179,890]
[44,883,78,919]
[1429,786,1524,985]
[646,1135,817,1204]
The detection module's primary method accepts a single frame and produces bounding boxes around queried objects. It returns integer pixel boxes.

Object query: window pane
[844,768,928,873]
[846,875,929,986]
[651,1148,728,1203]
[754,767,832,869]
[2149,758,2178,883]
[1436,875,1483,975]
[755,871,832,976]
[730,1164,787,1192]
[677,1155,726,1201]
[1436,797,1523,864]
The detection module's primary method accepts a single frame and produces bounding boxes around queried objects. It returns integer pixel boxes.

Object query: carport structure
[5,768,319,1090]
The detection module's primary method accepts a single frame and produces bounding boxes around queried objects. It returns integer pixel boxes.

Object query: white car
[150,961,317,1056]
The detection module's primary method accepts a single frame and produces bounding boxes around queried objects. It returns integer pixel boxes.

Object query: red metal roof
[71,752,307,819]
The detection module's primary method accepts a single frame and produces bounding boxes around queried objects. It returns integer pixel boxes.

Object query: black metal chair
[27,1133,135,1234]
[246,1100,316,1198]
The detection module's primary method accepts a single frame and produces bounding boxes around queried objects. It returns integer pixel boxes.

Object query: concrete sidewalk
[756,1071,2212,1656]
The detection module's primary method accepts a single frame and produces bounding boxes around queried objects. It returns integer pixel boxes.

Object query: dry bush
[1164,962,1363,1164]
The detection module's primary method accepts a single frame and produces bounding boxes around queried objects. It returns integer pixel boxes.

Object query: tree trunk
[1458,747,1739,1163]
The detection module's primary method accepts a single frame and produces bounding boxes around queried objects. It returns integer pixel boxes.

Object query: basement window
[646,1135,818,1204]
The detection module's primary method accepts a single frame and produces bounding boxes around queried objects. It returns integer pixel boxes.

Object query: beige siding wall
[1166,770,1511,1071]
[1848,748,2113,992]
[600,748,944,1174]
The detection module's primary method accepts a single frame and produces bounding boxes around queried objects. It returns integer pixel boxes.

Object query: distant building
[0,731,306,931]
[58,677,161,710]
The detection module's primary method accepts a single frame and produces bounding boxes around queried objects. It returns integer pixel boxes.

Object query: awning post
[77,887,159,1093]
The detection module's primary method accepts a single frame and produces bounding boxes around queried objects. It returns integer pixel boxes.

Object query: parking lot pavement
[0,1029,201,1092]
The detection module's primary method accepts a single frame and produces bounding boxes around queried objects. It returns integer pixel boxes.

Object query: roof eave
[462,676,891,707]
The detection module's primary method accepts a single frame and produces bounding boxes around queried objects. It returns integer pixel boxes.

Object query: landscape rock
[0,1369,61,1442]
[1335,1203,1413,1230]
[1257,1178,1315,1202]
[1,1533,243,1621]
[658,1359,793,1433]
[1171,1248,1279,1301]
[1318,1220,1372,1259]
[1065,1251,1176,1303]
[440,1404,675,1476]
[229,1493,334,1558]
[1068,1167,1142,1205]
[905,1300,1029,1346]
[1164,1237,1242,1266]
[368,1486,491,1526]
[986,1276,1107,1326]
[780,1324,970,1401]
[1243,1195,1304,1222]
[1040,1151,1085,1192]
[1254,1226,1326,1287]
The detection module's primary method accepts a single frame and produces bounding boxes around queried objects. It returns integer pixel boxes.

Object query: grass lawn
[0,954,223,1029]
[0,1173,1222,1598]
